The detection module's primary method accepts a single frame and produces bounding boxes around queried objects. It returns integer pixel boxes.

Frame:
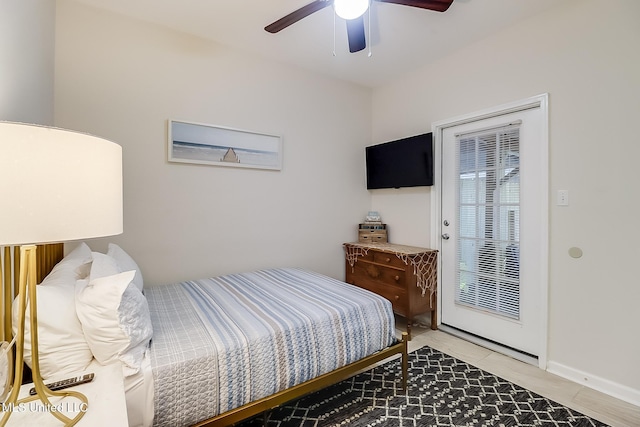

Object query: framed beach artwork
[168,120,282,170]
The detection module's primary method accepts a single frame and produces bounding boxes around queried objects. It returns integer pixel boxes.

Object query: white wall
[0,0,54,124]
[372,0,640,405]
[370,187,432,247]
[54,0,372,285]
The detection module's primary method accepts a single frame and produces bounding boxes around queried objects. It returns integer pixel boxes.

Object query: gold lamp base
[0,246,88,427]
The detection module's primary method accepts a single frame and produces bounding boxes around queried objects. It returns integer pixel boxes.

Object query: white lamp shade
[334,0,369,20]
[0,122,123,245]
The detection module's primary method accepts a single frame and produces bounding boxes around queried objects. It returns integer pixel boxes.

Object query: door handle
[442,233,450,240]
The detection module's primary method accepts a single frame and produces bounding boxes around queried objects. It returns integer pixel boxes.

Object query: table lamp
[0,122,122,426]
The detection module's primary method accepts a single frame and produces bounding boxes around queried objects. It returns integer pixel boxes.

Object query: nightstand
[5,361,128,426]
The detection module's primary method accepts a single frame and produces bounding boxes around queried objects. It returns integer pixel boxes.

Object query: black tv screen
[366,132,433,189]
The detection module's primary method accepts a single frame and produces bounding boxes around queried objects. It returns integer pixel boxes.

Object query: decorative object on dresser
[0,122,122,426]
[358,223,387,244]
[358,211,388,243]
[343,242,438,339]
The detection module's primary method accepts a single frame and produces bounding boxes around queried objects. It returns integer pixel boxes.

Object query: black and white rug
[238,345,607,426]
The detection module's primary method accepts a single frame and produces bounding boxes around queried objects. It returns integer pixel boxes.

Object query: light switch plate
[557,190,569,206]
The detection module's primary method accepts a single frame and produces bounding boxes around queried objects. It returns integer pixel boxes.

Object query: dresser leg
[430,309,437,330]
[406,320,412,340]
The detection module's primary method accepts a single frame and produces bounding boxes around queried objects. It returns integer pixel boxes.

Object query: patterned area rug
[238,345,607,426]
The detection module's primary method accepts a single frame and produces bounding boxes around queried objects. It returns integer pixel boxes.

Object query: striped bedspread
[144,268,396,427]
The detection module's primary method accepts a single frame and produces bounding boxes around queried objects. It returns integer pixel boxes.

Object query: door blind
[456,124,521,319]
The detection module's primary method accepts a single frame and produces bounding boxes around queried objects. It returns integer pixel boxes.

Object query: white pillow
[75,270,153,377]
[89,251,120,281]
[107,243,144,292]
[12,242,94,379]
[44,242,93,283]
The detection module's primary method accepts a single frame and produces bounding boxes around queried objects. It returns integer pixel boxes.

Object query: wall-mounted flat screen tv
[366,132,433,189]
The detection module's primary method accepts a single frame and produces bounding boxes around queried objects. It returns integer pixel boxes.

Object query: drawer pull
[385,257,391,263]
[394,275,400,281]
[395,295,400,300]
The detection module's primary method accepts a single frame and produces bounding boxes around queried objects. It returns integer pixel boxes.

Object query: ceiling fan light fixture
[334,0,369,20]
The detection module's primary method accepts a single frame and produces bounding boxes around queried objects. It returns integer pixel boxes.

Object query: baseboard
[439,324,539,366]
[547,361,640,407]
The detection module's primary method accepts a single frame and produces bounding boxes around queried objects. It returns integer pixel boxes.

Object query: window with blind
[456,123,521,319]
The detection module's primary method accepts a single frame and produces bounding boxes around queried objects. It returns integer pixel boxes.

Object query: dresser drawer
[354,250,375,263]
[352,261,405,289]
[351,278,408,314]
[373,252,408,270]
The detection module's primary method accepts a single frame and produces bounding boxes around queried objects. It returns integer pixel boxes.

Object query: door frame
[430,94,549,369]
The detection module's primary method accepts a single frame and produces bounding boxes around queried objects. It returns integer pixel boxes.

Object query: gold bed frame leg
[400,332,409,391]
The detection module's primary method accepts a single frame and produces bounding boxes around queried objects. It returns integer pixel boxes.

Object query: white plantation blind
[455,123,521,319]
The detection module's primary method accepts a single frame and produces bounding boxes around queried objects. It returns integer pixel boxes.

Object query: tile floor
[403,323,640,427]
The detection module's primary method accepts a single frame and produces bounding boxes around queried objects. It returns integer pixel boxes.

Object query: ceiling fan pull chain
[367,4,372,57]
[333,11,337,56]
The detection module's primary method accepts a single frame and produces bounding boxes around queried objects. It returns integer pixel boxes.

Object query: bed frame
[1,244,409,427]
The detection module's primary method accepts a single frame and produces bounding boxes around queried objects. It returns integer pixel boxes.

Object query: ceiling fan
[265,0,454,53]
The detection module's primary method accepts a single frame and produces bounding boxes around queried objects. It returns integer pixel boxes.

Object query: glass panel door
[439,97,547,359]
[457,126,521,319]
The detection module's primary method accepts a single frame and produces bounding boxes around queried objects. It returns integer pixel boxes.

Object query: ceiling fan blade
[375,0,453,12]
[265,0,333,33]
[346,16,366,53]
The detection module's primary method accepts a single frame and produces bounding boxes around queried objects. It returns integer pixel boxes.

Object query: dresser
[343,242,438,339]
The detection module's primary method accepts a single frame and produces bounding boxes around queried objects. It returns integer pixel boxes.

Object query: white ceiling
[71,0,563,88]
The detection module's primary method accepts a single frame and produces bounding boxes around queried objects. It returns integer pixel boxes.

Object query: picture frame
[168,120,282,171]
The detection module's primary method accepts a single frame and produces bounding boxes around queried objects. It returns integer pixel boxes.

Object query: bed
[1,243,408,427]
